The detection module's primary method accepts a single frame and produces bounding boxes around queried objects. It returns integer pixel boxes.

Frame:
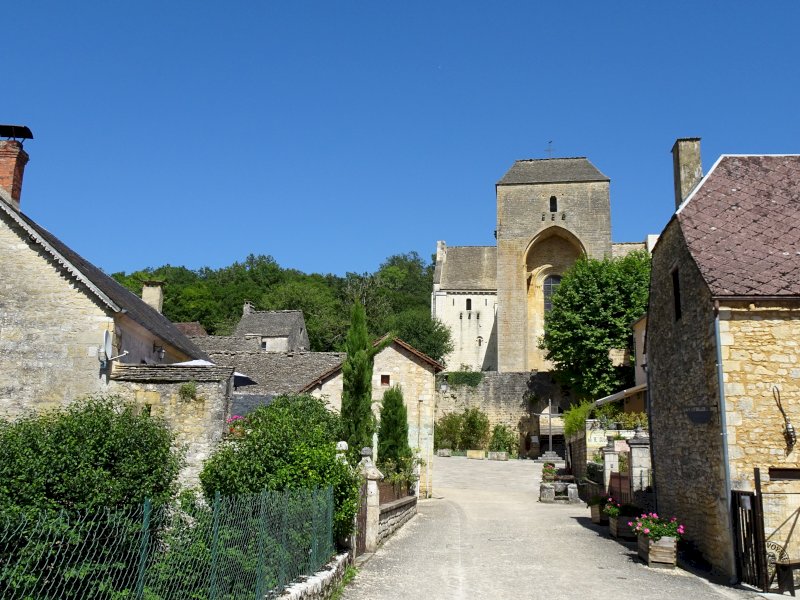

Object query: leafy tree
[340,302,386,462]
[488,424,519,455]
[199,394,360,542]
[460,407,490,450]
[377,386,412,470]
[541,250,651,399]
[0,396,181,512]
[434,412,463,450]
[384,307,453,365]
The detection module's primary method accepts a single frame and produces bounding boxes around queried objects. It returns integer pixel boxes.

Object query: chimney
[142,281,164,313]
[243,301,254,316]
[671,138,702,209]
[0,140,30,212]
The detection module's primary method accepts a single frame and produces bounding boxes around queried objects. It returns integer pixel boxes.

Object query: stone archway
[524,228,584,370]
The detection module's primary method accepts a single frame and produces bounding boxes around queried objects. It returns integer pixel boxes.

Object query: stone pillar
[602,436,619,493]
[357,447,383,553]
[627,427,651,493]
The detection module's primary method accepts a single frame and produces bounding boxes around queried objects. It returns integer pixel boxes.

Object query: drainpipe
[714,299,737,583]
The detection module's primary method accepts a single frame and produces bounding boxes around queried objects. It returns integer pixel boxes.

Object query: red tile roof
[678,155,800,297]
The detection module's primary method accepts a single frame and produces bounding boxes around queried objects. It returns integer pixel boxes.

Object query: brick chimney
[671,138,702,209]
[142,281,164,313]
[0,140,29,212]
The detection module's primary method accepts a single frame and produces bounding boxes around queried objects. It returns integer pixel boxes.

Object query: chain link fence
[0,487,334,600]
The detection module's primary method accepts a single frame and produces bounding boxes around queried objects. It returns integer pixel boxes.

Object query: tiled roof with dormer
[677,155,800,297]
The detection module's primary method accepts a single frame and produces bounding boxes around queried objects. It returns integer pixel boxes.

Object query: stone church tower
[434,157,616,373]
[496,158,611,372]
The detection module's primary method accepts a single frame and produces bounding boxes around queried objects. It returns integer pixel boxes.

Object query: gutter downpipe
[714,299,737,583]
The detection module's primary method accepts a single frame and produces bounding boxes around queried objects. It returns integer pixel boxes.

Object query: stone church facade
[433,157,643,373]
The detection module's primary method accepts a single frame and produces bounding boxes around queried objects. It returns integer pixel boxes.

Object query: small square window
[381,374,390,386]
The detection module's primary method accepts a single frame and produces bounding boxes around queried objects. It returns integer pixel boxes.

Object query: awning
[594,383,647,407]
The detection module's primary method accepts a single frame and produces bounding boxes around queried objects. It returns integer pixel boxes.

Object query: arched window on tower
[466,298,472,311]
[549,196,558,212]
[543,275,562,313]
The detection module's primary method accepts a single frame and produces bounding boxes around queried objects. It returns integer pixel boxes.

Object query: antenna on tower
[545,140,555,158]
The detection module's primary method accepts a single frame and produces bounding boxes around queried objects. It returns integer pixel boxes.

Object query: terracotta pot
[610,516,637,539]
[637,535,677,568]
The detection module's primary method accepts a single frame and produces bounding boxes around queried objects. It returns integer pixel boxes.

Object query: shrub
[199,394,361,543]
[434,412,463,450]
[0,395,182,512]
[447,369,484,388]
[488,424,519,455]
[378,386,412,469]
[460,407,490,450]
[178,380,198,402]
[563,400,595,438]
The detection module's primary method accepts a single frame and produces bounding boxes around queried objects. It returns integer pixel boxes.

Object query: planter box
[638,535,677,568]
[590,504,609,524]
[437,449,452,457]
[466,450,485,460]
[488,451,508,461]
[609,516,637,539]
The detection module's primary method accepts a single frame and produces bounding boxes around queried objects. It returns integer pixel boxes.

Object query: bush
[199,394,361,543]
[460,407,490,450]
[563,400,595,438]
[434,412,463,450]
[447,368,484,388]
[0,395,182,512]
[488,424,519,455]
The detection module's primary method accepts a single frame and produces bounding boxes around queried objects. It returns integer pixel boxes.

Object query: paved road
[342,456,761,600]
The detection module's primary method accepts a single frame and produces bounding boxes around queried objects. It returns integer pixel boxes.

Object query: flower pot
[638,535,677,568]
[590,504,609,525]
[610,516,637,539]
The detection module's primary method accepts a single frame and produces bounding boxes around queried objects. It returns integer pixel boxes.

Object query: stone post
[627,427,651,493]
[357,447,383,553]
[602,435,619,494]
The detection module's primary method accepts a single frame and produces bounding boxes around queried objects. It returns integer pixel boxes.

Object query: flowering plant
[542,463,557,481]
[603,498,638,518]
[226,415,246,436]
[630,512,685,541]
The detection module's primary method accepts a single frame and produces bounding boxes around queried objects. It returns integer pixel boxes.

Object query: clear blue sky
[7,2,800,276]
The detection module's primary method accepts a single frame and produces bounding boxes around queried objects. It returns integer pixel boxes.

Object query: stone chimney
[0,140,30,212]
[671,138,702,209]
[243,301,254,316]
[142,281,164,313]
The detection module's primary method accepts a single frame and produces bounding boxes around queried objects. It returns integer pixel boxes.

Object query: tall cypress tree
[378,385,412,471]
[341,302,377,462]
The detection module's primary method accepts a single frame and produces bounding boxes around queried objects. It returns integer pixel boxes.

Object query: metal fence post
[278,496,288,588]
[326,486,334,557]
[135,498,152,600]
[255,489,269,599]
[209,491,221,600]
[310,488,319,571]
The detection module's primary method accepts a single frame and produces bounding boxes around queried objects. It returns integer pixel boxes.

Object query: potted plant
[542,462,557,482]
[587,495,609,524]
[632,512,685,568]
[604,499,639,539]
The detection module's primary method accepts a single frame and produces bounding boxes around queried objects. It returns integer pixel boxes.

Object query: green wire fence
[0,487,335,600]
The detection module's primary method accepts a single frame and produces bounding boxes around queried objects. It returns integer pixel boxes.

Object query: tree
[541,250,651,399]
[384,307,453,365]
[377,386,412,470]
[199,394,360,541]
[340,302,388,462]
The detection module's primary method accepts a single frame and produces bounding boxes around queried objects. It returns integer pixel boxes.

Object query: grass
[330,565,358,600]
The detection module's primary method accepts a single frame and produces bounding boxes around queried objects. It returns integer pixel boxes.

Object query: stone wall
[377,496,417,546]
[647,220,733,578]
[719,301,800,560]
[280,552,350,600]
[496,180,611,372]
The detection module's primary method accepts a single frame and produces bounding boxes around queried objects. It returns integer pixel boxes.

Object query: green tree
[377,386,412,470]
[385,307,453,365]
[199,394,360,541]
[0,396,181,512]
[340,302,388,462]
[434,412,464,450]
[541,250,651,399]
[460,407,490,451]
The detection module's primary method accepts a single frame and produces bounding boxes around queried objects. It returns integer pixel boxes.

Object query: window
[543,275,562,313]
[380,374,390,386]
[477,336,483,347]
[261,340,267,350]
[466,298,472,310]
[672,269,682,321]
[549,196,558,212]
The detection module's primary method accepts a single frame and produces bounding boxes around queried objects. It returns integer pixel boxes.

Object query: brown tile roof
[678,155,800,297]
[111,363,234,382]
[175,322,208,336]
[497,157,609,185]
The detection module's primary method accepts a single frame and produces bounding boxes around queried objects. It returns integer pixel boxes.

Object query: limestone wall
[647,221,733,578]
[432,290,497,371]
[377,496,417,546]
[719,301,800,560]
[496,180,611,372]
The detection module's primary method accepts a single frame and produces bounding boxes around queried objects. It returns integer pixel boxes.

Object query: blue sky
[6,2,800,276]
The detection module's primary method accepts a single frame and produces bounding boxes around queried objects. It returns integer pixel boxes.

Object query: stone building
[433,157,646,373]
[299,337,444,498]
[0,136,233,484]
[647,139,800,580]
[235,303,309,352]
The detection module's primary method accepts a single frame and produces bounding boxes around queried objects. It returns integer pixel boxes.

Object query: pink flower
[628,521,633,527]
[643,528,650,534]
